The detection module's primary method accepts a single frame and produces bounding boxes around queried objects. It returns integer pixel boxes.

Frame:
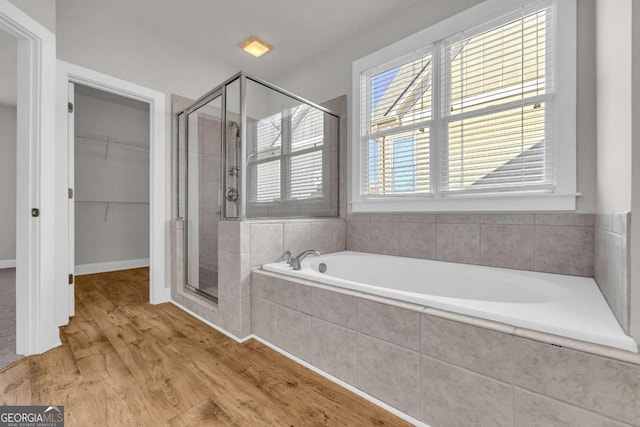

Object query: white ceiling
[104,0,422,80]
[1,1,422,106]
[0,30,17,107]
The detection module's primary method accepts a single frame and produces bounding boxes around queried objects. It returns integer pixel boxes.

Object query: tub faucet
[283,250,293,266]
[291,250,320,270]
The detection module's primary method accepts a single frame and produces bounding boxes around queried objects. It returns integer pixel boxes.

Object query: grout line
[513,384,634,426]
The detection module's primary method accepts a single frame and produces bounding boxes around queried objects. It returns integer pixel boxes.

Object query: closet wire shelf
[75,200,149,221]
[76,131,149,159]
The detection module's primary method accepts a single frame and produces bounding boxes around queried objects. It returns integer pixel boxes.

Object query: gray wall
[0,105,16,262]
[594,0,638,340]
[631,0,640,347]
[596,0,632,213]
[8,0,56,33]
[74,88,150,266]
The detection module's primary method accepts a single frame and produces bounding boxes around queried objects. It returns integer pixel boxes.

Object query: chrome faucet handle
[283,250,293,265]
[291,250,320,271]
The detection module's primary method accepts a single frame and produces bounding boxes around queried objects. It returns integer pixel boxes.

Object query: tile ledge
[514,328,640,365]
[252,269,366,300]
[422,307,516,335]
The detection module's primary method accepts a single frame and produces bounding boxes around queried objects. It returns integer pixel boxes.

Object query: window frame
[247,106,327,207]
[351,0,577,212]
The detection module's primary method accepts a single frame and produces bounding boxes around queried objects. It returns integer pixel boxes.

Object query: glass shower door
[184,94,222,302]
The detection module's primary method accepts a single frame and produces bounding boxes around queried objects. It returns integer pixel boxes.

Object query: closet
[73,84,150,275]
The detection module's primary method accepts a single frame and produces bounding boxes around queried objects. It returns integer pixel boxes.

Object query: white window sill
[350,193,580,212]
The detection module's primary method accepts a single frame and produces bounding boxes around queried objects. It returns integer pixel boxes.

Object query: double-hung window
[248,105,325,204]
[352,0,577,212]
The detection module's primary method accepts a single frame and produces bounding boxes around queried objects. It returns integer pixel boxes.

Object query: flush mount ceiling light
[240,35,272,57]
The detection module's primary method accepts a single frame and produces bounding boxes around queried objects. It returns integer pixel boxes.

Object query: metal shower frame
[177,72,340,221]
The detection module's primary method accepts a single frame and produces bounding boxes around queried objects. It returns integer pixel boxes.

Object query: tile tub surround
[252,270,640,427]
[595,212,630,332]
[246,219,346,267]
[347,212,595,277]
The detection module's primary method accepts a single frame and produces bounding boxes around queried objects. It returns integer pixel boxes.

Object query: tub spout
[291,250,320,270]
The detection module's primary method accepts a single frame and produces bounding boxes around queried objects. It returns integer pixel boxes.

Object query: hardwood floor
[0,269,409,426]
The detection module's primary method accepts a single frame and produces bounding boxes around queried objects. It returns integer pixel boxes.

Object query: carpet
[0,268,21,369]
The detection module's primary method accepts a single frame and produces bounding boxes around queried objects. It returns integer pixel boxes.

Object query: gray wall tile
[595,229,625,327]
[437,223,480,264]
[310,318,357,385]
[358,298,420,351]
[357,334,421,418]
[421,356,512,427]
[399,222,436,259]
[219,293,251,338]
[311,287,358,330]
[276,306,312,361]
[370,214,399,222]
[251,296,277,343]
[400,213,436,223]
[437,213,480,224]
[597,213,613,232]
[421,314,514,383]
[611,212,628,236]
[514,388,631,427]
[346,220,369,252]
[513,337,640,425]
[277,279,312,314]
[480,224,535,270]
[284,222,311,257]
[250,223,284,266]
[346,213,369,222]
[535,213,595,227]
[310,221,346,254]
[368,222,399,256]
[481,213,534,225]
[252,272,311,314]
[534,226,594,276]
[218,251,250,298]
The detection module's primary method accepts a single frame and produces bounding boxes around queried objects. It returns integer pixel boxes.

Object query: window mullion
[281,112,291,202]
[432,40,445,197]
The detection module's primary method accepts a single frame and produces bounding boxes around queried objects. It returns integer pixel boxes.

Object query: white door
[67,81,75,316]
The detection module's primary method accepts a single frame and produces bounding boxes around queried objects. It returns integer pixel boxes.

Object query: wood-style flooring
[0,269,409,426]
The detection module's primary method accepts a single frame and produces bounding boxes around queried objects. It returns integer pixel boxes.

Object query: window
[352,0,577,212]
[248,104,325,204]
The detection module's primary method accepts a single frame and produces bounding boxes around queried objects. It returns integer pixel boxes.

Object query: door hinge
[68,188,74,199]
[68,274,74,285]
[68,102,73,113]
[31,208,40,217]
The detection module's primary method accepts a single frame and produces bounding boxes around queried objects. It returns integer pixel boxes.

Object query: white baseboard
[75,258,149,275]
[0,259,16,269]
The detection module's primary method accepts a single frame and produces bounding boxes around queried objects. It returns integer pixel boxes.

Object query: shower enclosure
[177,73,339,302]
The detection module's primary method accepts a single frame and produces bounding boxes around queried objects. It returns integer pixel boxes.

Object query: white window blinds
[248,104,326,203]
[361,52,433,196]
[442,5,553,193]
[359,1,554,199]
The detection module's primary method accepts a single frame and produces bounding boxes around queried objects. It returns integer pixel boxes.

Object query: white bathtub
[262,251,638,353]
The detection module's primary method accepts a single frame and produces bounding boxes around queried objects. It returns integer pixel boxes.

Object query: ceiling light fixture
[240,35,272,57]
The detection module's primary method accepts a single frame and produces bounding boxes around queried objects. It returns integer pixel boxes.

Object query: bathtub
[262,251,637,353]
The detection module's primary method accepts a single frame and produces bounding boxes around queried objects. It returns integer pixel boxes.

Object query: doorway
[57,61,167,321]
[71,84,151,283]
[0,28,20,368]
